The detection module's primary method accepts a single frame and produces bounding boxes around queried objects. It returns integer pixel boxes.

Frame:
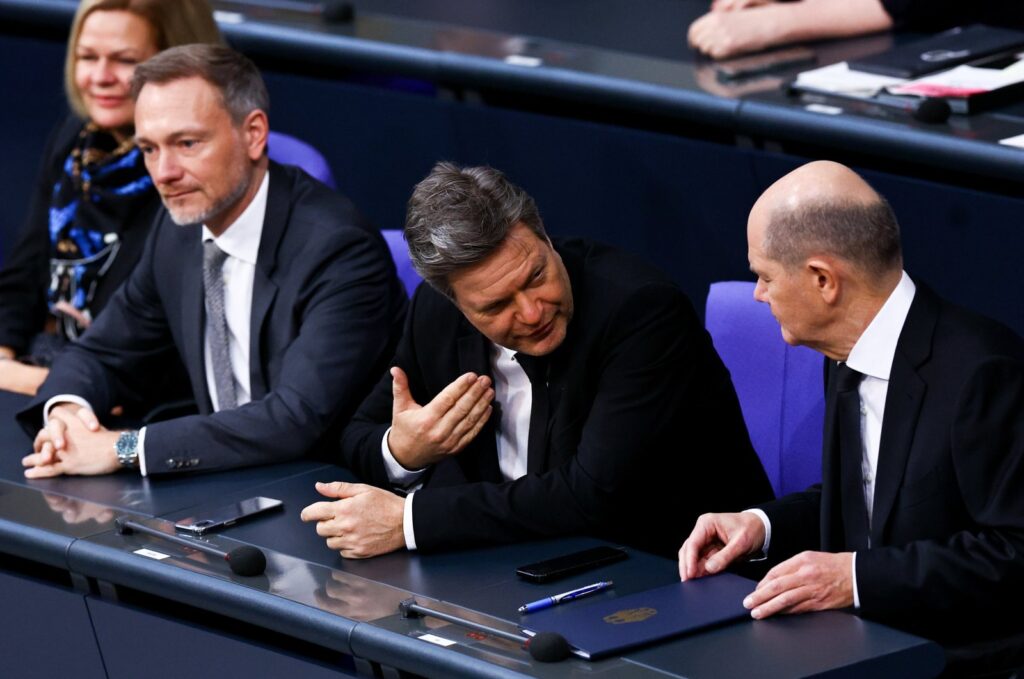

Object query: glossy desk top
[0,388,943,677]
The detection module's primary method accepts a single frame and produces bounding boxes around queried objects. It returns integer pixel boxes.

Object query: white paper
[418,633,457,647]
[795,62,906,98]
[134,548,170,560]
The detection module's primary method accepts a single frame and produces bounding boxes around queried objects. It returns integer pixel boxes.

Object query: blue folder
[521,573,755,659]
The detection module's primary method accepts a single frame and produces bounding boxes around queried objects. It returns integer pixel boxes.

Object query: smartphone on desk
[516,546,628,583]
[174,496,283,535]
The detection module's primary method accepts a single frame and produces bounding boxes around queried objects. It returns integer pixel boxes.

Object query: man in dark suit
[678,160,1024,674]
[18,44,406,478]
[300,162,772,559]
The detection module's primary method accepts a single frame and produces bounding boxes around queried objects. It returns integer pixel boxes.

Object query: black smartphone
[174,496,283,535]
[516,546,628,583]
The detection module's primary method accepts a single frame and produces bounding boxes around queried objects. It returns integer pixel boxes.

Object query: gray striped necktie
[203,240,237,410]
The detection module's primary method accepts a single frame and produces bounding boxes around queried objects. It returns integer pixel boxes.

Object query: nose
[753,279,767,303]
[515,293,543,325]
[151,150,183,185]
[94,57,117,85]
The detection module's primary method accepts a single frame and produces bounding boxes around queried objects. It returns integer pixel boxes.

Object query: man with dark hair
[679,161,1024,675]
[19,44,407,477]
[301,162,772,558]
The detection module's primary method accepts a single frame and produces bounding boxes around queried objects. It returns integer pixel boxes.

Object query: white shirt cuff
[138,426,148,477]
[403,492,417,550]
[851,552,860,608]
[43,395,94,425]
[381,427,428,487]
[744,508,772,558]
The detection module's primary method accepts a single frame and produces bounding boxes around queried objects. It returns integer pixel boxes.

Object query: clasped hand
[678,512,853,618]
[22,404,120,478]
[386,366,493,470]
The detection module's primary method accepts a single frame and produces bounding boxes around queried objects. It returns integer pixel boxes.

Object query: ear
[241,109,269,161]
[806,257,839,305]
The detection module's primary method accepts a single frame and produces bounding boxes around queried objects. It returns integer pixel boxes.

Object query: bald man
[679,161,1024,674]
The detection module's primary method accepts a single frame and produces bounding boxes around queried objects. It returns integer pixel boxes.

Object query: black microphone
[115,517,266,577]
[399,599,572,662]
[910,97,953,124]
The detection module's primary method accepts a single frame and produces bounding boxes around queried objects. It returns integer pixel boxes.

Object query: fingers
[24,462,65,479]
[436,376,493,448]
[678,515,720,580]
[451,405,493,453]
[424,373,484,420]
[314,480,365,500]
[390,367,418,414]
[46,417,68,451]
[53,300,91,328]
[23,444,58,469]
[745,573,812,619]
[75,408,100,432]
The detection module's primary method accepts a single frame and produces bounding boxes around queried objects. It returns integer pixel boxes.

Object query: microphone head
[913,97,951,124]
[526,631,571,662]
[225,545,266,576]
[322,0,354,23]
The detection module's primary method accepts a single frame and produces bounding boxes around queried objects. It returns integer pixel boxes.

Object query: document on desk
[792,62,906,99]
[520,573,753,660]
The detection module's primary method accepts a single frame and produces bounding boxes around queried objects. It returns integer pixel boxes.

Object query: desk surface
[0,390,943,677]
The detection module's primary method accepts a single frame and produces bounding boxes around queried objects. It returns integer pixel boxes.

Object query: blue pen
[518,580,614,614]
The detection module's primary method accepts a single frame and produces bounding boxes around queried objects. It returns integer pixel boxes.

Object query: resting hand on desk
[679,512,853,618]
[743,551,853,619]
[386,366,493,470]
[22,403,119,478]
[0,357,48,396]
[301,481,405,558]
[688,0,894,60]
[679,511,766,580]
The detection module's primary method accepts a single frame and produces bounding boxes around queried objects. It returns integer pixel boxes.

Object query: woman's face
[74,10,158,133]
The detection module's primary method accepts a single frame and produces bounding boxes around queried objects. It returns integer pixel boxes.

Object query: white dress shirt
[749,271,916,608]
[44,172,270,477]
[382,342,533,549]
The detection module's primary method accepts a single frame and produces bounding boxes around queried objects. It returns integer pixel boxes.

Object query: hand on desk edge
[301,481,405,559]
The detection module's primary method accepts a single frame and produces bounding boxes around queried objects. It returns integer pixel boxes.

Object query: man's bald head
[750,161,901,279]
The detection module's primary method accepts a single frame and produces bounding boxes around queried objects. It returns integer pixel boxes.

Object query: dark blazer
[762,284,1024,670]
[341,238,772,557]
[0,115,160,355]
[19,162,407,475]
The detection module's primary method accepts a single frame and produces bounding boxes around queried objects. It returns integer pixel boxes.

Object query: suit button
[189,458,199,466]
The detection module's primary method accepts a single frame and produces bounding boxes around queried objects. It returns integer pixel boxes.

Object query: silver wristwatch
[115,430,140,470]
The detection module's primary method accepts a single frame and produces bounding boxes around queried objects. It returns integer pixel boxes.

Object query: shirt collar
[845,271,916,381]
[200,171,270,265]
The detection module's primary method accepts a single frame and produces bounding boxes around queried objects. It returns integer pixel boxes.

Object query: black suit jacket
[341,238,772,557]
[19,162,407,474]
[762,284,1024,669]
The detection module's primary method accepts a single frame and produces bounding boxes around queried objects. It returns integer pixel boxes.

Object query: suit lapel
[870,287,936,544]
[248,163,287,400]
[457,328,501,482]
[820,359,846,551]
[180,225,212,412]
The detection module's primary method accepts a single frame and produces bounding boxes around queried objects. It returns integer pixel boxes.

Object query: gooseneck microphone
[399,599,572,662]
[115,517,266,576]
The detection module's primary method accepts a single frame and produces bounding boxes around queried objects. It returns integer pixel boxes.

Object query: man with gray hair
[678,160,1024,675]
[19,44,406,477]
[301,162,772,558]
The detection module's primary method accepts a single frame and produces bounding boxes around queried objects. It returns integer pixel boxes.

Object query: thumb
[315,481,364,499]
[391,366,418,413]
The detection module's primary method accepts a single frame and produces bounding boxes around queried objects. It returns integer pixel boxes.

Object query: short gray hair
[764,197,902,277]
[404,162,547,296]
[130,44,269,124]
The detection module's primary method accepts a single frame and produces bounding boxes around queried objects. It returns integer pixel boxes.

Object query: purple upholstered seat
[267,131,337,188]
[705,281,825,497]
[381,229,423,297]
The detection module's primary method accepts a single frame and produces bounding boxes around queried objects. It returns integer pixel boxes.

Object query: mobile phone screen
[174,496,283,534]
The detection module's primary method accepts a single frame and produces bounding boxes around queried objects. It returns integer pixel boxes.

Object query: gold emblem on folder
[603,607,657,624]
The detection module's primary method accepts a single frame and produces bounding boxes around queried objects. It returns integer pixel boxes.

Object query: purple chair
[705,281,824,497]
[381,229,423,297]
[267,131,336,188]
